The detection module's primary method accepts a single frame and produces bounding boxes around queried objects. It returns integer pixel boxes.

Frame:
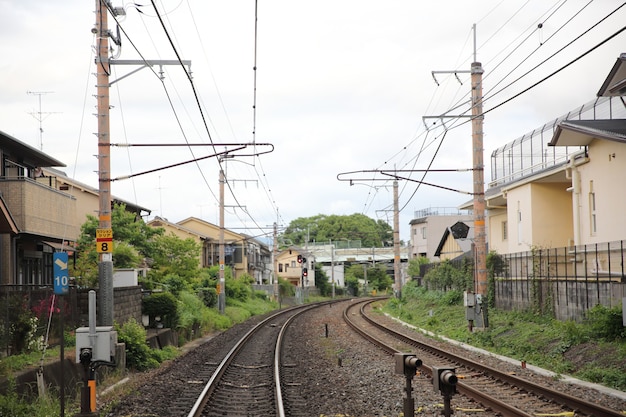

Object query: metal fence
[418,240,626,321]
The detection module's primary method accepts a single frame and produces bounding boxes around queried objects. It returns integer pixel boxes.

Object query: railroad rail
[344,298,624,417]
[186,300,337,417]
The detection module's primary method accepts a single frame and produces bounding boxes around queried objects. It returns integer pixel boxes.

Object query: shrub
[142,292,179,328]
[116,319,157,371]
[198,287,217,308]
[585,305,625,341]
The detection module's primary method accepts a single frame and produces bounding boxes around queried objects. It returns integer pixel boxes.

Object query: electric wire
[389,3,625,216]
[148,0,269,234]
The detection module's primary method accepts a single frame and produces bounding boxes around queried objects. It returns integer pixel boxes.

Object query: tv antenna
[27,91,60,150]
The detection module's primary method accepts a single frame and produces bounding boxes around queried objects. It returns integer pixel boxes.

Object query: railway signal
[394,353,422,417]
[432,366,457,417]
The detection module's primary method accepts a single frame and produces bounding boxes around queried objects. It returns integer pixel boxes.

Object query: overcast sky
[1,1,624,243]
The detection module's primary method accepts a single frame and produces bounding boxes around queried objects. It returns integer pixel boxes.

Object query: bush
[198,287,218,307]
[116,319,157,371]
[585,305,625,341]
[177,291,210,340]
[142,292,179,328]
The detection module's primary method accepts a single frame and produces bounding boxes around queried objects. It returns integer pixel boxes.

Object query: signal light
[297,254,302,263]
[302,268,308,277]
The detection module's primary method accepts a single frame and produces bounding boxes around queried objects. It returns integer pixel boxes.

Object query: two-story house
[275,247,314,287]
[0,131,151,286]
[0,131,73,285]
[148,217,271,281]
[483,54,626,255]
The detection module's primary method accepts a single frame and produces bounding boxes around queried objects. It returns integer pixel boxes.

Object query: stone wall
[76,286,143,326]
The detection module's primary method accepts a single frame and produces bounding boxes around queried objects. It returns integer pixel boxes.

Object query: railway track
[186,301,335,417]
[345,298,624,417]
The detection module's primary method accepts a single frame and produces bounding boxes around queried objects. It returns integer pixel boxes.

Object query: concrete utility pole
[424,24,488,329]
[95,0,114,326]
[393,179,401,298]
[471,60,488,328]
[218,169,226,314]
[273,221,279,304]
[94,1,192,325]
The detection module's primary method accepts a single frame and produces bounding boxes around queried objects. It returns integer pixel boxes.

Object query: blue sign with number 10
[53,252,69,295]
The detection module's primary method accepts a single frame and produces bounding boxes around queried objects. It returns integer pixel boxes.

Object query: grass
[382,285,626,391]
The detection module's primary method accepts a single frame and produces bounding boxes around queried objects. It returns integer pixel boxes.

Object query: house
[151,217,271,281]
[434,221,474,261]
[147,216,213,269]
[482,54,626,255]
[0,130,70,285]
[0,131,151,286]
[275,247,314,287]
[409,207,473,261]
[42,167,150,224]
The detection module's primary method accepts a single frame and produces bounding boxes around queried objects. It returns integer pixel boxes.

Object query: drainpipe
[566,157,581,246]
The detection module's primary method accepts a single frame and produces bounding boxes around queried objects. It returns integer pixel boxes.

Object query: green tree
[314,262,332,296]
[282,214,393,247]
[151,233,201,282]
[71,204,164,287]
[407,256,429,278]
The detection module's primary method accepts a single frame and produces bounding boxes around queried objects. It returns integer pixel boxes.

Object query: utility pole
[218,169,226,314]
[94,1,192,325]
[393,179,401,298]
[471,58,488,329]
[272,221,279,305]
[424,24,488,329]
[331,244,335,298]
[95,0,114,326]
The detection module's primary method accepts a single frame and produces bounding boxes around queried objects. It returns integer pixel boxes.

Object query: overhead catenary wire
[382,3,626,217]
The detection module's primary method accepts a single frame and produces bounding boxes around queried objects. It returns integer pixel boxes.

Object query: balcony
[0,174,78,238]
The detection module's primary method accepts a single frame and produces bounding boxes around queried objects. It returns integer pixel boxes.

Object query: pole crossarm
[337,169,476,196]
[431,70,471,86]
[109,143,273,181]
[379,172,476,196]
[108,59,192,85]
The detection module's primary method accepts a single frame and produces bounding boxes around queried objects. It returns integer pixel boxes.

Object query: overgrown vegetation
[384,281,626,390]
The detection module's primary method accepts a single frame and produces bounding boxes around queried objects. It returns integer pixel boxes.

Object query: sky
[1,0,625,243]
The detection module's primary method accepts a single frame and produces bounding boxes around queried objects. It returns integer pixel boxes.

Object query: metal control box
[75,326,117,363]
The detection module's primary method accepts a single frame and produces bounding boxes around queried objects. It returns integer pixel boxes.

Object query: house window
[290,260,296,268]
[421,227,426,239]
[285,263,289,272]
[589,183,596,235]
[278,264,283,273]
[502,221,508,241]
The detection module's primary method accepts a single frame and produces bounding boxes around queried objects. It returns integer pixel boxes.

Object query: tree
[407,256,429,278]
[282,213,393,247]
[71,204,164,287]
[151,234,201,281]
[314,263,332,296]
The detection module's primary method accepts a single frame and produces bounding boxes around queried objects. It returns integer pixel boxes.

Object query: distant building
[409,207,473,261]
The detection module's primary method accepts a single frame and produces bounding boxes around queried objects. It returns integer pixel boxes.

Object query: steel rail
[350,299,624,417]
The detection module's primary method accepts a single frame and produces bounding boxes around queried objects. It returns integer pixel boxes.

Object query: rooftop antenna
[27,91,60,151]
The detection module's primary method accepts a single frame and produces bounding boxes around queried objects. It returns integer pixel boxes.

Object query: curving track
[344,298,624,417]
